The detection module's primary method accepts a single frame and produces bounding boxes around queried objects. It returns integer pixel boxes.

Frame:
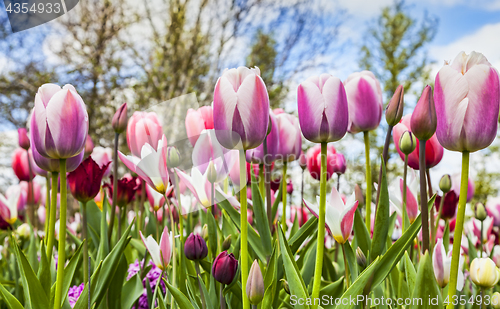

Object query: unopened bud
[16,223,31,238]
[281,279,290,294]
[356,247,367,268]
[439,174,452,193]
[385,85,404,126]
[298,151,307,170]
[18,128,30,150]
[222,235,232,251]
[207,161,218,183]
[474,203,487,221]
[167,146,181,168]
[410,85,437,141]
[112,103,128,134]
[202,224,208,240]
[354,184,364,207]
[399,131,417,155]
[247,260,264,305]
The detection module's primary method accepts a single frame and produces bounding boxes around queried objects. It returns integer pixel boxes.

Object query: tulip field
[1,51,500,309]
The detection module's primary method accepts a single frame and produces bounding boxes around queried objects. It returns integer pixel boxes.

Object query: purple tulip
[297,74,349,143]
[275,112,302,162]
[213,67,270,150]
[31,139,83,173]
[434,51,500,152]
[332,152,346,175]
[30,84,89,159]
[246,109,279,164]
[344,71,383,133]
[112,103,128,134]
[212,251,238,285]
[184,233,208,260]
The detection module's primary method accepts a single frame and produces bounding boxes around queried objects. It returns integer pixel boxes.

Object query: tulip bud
[184,233,208,260]
[281,279,290,294]
[247,260,264,305]
[16,223,31,238]
[212,251,238,285]
[385,85,404,126]
[18,128,30,150]
[356,247,367,268]
[267,114,273,135]
[112,103,128,134]
[492,292,500,309]
[201,224,208,240]
[411,85,437,141]
[470,258,500,288]
[354,184,364,207]
[222,235,232,251]
[474,203,488,221]
[439,174,452,193]
[399,131,417,155]
[207,161,217,184]
[84,135,94,158]
[298,151,307,170]
[167,146,181,168]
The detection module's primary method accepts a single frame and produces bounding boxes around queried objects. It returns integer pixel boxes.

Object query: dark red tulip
[286,180,293,195]
[435,190,459,220]
[18,128,30,150]
[104,175,139,207]
[212,251,238,285]
[184,233,208,260]
[68,157,110,203]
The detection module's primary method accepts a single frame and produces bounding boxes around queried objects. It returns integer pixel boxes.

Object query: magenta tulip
[12,148,34,182]
[18,128,30,150]
[393,115,444,170]
[411,85,437,141]
[344,71,383,133]
[140,227,172,270]
[306,144,337,181]
[246,109,279,164]
[213,67,269,150]
[30,83,88,159]
[212,251,239,284]
[112,103,128,134]
[297,74,348,143]
[0,186,21,224]
[31,140,83,173]
[67,157,110,203]
[331,153,346,175]
[185,106,214,146]
[184,233,208,260]
[275,112,301,162]
[434,51,500,152]
[126,111,163,158]
[435,191,459,220]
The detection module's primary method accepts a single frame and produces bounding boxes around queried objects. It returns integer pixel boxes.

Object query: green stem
[220,284,226,309]
[108,132,120,244]
[195,262,206,309]
[311,142,327,308]
[259,164,264,197]
[44,174,51,241]
[418,141,429,253]
[364,131,372,231]
[447,151,470,308]
[402,155,409,232]
[341,243,350,289]
[281,162,288,232]
[47,172,59,266]
[80,201,89,285]
[174,173,184,246]
[139,181,146,233]
[480,220,484,257]
[54,159,67,309]
[167,198,177,308]
[239,149,250,309]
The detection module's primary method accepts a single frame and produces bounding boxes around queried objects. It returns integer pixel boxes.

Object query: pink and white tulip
[486,197,500,227]
[246,109,279,164]
[140,226,172,270]
[297,74,349,143]
[275,112,302,162]
[433,238,464,290]
[126,111,163,158]
[185,106,214,146]
[30,84,88,159]
[90,146,113,177]
[344,71,383,133]
[146,184,166,211]
[0,186,21,224]
[434,51,500,152]
[176,167,213,208]
[213,67,269,150]
[303,187,358,244]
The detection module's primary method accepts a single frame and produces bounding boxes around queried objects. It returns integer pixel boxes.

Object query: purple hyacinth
[127,260,166,309]
[68,283,84,308]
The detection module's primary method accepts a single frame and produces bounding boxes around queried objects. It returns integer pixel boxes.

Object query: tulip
[176,167,213,208]
[297,74,349,143]
[298,151,307,169]
[306,144,337,181]
[487,197,500,227]
[246,109,279,164]
[344,71,383,133]
[411,85,437,141]
[112,103,128,134]
[331,153,346,175]
[167,146,181,168]
[432,238,464,289]
[30,83,88,159]
[18,128,30,150]
[247,260,264,305]
[8,182,41,212]
[275,112,301,162]
[185,106,214,146]
[304,187,358,244]
[126,111,163,158]
[386,171,420,224]
[473,203,488,221]
[12,148,34,182]
[0,186,21,224]
[470,258,500,288]
[212,251,238,285]
[471,217,493,246]
[146,184,166,211]
[184,233,208,260]
[213,66,269,150]
[16,223,31,238]
[38,205,46,224]
[393,115,443,170]
[90,147,113,177]
[104,175,139,207]
[399,130,417,155]
[84,135,94,158]
[434,191,459,220]
[385,85,404,126]
[31,142,83,173]
[119,135,169,194]
[67,157,110,203]
[451,173,474,203]
[140,227,172,270]
[439,174,452,193]
[492,292,500,309]
[434,51,500,153]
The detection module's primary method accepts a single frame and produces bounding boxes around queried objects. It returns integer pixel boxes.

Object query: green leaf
[271,183,283,221]
[28,228,38,273]
[262,241,278,309]
[198,274,214,309]
[206,209,218,258]
[320,277,344,309]
[344,241,358,283]
[96,193,109,263]
[338,257,380,309]
[370,158,390,261]
[121,274,145,309]
[353,209,371,256]
[404,251,416,293]
[10,235,50,309]
[0,284,24,309]
[165,280,195,309]
[277,227,310,309]
[107,256,128,309]
[250,171,272,256]
[289,216,318,254]
[37,241,51,297]
[467,234,478,264]
[50,242,83,309]
[410,252,443,309]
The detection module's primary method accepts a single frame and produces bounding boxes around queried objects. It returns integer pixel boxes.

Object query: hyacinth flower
[304,186,358,288]
[434,51,500,305]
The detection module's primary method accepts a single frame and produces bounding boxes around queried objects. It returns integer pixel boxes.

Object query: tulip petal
[297,80,325,142]
[303,198,332,235]
[159,226,172,266]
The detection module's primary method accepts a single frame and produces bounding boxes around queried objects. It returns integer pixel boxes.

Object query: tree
[359,0,437,98]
